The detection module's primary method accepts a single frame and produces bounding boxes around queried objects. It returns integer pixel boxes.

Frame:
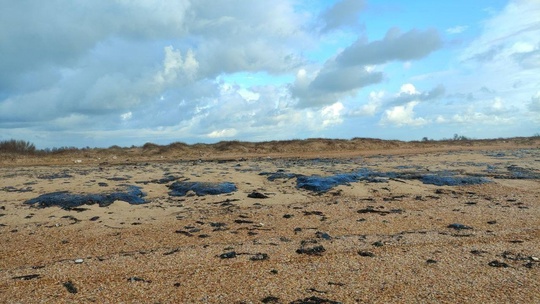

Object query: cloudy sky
[1,0,539,148]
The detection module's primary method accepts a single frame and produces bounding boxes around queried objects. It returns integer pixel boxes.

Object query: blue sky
[1,0,539,148]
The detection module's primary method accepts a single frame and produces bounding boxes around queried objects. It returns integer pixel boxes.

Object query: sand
[1,143,539,303]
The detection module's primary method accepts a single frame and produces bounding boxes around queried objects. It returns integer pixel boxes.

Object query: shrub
[0,139,36,154]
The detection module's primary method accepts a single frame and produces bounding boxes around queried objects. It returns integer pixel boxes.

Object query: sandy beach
[1,139,539,303]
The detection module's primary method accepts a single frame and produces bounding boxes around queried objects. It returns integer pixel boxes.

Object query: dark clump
[163,248,180,256]
[262,296,280,303]
[168,181,237,196]
[426,259,438,264]
[235,219,254,224]
[488,260,510,268]
[250,253,269,261]
[38,173,73,180]
[447,223,473,230]
[219,251,237,259]
[358,251,375,257]
[506,165,540,179]
[290,296,342,304]
[12,274,40,280]
[315,231,332,240]
[248,191,269,199]
[357,207,403,215]
[421,174,490,186]
[24,185,147,209]
[63,281,78,293]
[296,245,326,256]
[89,216,100,221]
[127,276,151,283]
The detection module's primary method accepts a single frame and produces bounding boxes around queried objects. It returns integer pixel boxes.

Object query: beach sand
[1,141,539,303]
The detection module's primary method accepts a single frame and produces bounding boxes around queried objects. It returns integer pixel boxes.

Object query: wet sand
[1,146,539,303]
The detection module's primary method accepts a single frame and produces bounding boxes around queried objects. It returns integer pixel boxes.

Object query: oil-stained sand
[1,140,539,303]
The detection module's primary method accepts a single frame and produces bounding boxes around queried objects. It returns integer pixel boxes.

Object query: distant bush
[0,139,36,154]
[452,134,471,141]
[142,142,160,150]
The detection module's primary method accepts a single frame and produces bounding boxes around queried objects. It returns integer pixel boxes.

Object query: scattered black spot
[315,231,332,240]
[358,251,375,257]
[487,220,497,225]
[447,223,473,230]
[250,253,269,261]
[290,296,341,304]
[470,250,488,256]
[488,260,509,268]
[219,251,237,259]
[357,208,403,215]
[89,216,100,221]
[175,230,193,237]
[296,245,326,256]
[163,248,180,256]
[327,282,345,286]
[283,214,294,219]
[262,296,280,303]
[63,281,78,293]
[248,191,269,199]
[426,259,438,264]
[12,274,40,280]
[235,219,254,224]
[127,276,151,283]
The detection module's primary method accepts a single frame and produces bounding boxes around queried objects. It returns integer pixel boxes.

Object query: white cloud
[380,101,428,126]
[207,128,238,138]
[349,90,384,116]
[446,25,468,34]
[321,102,344,127]
[399,83,418,95]
[121,112,132,121]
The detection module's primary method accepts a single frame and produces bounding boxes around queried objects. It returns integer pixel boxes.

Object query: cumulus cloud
[380,101,428,126]
[348,91,385,117]
[319,0,366,32]
[386,84,445,107]
[336,27,442,66]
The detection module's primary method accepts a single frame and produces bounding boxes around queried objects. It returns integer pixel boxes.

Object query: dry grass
[1,136,539,166]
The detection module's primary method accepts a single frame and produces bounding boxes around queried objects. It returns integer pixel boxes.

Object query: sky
[1,0,539,149]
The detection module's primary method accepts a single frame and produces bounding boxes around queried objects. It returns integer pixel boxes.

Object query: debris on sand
[219,251,237,259]
[24,185,147,209]
[296,245,326,256]
[62,281,78,293]
[488,260,510,268]
[447,223,473,230]
[290,296,342,304]
[12,274,40,280]
[168,181,237,196]
[420,174,490,186]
